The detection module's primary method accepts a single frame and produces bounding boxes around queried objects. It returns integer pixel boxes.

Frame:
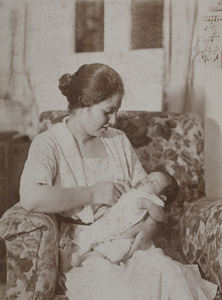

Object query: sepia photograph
[0,0,221,299]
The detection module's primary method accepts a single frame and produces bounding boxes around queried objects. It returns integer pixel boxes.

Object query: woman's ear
[159,195,167,202]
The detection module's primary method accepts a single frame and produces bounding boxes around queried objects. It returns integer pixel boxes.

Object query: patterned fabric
[0,204,60,300]
[2,110,220,299]
[38,110,69,133]
[114,112,204,220]
[180,196,222,296]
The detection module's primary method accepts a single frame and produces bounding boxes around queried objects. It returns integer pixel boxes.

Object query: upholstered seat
[0,111,221,299]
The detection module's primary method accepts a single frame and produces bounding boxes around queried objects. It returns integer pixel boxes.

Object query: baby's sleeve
[20,133,57,186]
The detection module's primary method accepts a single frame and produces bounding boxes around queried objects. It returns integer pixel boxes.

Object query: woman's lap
[64,246,217,300]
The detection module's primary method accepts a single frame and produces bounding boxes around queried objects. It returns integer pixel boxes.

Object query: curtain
[0,0,38,139]
[163,0,222,197]
[162,0,208,116]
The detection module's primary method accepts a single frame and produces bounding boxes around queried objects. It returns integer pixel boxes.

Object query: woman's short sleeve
[20,133,57,186]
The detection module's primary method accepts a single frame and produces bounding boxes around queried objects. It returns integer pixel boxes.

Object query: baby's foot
[71,253,82,267]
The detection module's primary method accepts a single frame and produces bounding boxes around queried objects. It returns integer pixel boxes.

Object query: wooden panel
[0,133,30,216]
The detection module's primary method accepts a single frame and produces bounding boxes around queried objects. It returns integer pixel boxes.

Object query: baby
[71,171,179,266]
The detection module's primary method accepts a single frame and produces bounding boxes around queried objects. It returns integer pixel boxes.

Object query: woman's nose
[109,113,116,125]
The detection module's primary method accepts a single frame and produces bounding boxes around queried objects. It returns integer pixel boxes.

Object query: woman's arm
[121,216,159,261]
[139,197,164,222]
[20,183,92,213]
[20,132,126,213]
[121,198,164,260]
[20,181,125,213]
[121,215,158,261]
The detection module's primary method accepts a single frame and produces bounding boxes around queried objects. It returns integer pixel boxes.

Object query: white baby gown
[20,119,218,299]
[64,157,218,300]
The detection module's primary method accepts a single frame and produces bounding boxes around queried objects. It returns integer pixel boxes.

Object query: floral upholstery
[0,204,60,300]
[0,110,221,299]
[180,196,222,294]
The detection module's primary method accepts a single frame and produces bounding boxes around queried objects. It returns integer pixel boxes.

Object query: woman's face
[79,94,122,137]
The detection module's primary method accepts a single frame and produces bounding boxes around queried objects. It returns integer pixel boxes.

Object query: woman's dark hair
[58,63,125,111]
[159,171,179,206]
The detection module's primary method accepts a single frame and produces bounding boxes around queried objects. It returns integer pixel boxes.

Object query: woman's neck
[66,114,94,144]
[66,114,107,158]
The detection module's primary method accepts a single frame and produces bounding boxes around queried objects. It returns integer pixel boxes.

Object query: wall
[204,71,222,197]
[30,0,163,114]
[197,2,222,197]
[0,0,163,135]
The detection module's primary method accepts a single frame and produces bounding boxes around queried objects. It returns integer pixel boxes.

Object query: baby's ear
[159,195,167,202]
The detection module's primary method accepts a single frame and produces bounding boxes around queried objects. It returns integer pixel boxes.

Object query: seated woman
[20,63,217,300]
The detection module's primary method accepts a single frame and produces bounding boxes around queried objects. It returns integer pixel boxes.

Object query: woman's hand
[121,198,164,261]
[91,181,126,206]
[121,217,156,261]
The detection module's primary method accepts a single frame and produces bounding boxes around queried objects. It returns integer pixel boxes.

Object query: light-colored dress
[65,157,217,300]
[20,117,218,300]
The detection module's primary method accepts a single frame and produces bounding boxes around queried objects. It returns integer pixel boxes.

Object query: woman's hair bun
[58,73,72,97]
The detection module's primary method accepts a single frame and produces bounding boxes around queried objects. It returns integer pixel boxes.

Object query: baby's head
[140,171,179,206]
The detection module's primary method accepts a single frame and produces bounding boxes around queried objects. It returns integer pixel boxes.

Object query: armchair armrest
[180,196,222,294]
[0,204,60,300]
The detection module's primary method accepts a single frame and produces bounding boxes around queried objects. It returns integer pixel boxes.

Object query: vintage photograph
[0,0,221,299]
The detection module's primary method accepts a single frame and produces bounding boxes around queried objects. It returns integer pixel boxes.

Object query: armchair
[0,111,221,299]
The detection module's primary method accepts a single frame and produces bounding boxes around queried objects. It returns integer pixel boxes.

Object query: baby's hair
[58,63,125,111]
[158,171,179,206]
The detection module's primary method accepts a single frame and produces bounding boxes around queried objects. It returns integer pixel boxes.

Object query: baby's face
[145,172,169,196]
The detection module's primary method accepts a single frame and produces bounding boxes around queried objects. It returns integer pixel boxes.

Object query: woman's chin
[98,127,109,134]
[90,127,108,137]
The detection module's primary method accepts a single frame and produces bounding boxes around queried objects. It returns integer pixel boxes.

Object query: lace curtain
[162,0,215,116]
